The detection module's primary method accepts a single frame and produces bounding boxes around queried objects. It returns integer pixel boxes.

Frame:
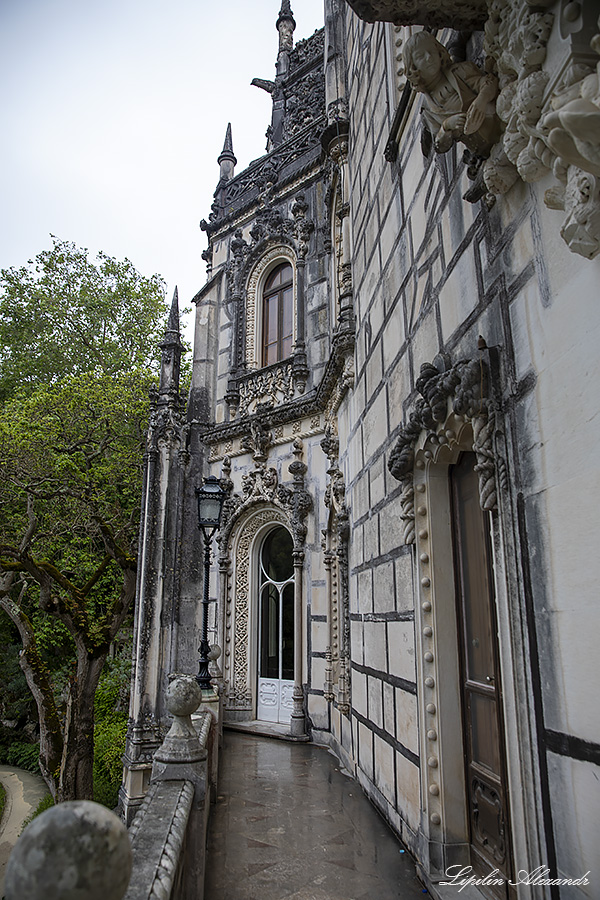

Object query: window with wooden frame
[261,262,293,366]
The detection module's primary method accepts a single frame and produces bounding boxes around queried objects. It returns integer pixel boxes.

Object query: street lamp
[195,475,227,690]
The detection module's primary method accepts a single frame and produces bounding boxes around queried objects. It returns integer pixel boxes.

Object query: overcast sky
[0,0,324,340]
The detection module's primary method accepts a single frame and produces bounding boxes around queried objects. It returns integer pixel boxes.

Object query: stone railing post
[4,801,132,900]
[145,674,209,900]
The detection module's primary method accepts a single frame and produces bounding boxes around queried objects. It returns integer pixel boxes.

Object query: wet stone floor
[205,730,426,900]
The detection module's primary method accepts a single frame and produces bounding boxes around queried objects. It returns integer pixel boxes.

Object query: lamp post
[195,475,227,691]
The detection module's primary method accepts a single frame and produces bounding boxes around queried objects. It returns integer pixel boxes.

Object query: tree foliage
[0,372,151,800]
[0,236,168,401]
[0,238,178,802]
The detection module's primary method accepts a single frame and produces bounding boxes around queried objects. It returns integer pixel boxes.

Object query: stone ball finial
[4,800,132,900]
[154,674,204,764]
[166,673,203,718]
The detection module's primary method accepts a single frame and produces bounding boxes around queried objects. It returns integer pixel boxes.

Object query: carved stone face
[406,42,443,91]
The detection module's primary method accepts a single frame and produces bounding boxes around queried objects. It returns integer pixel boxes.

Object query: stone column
[290,546,306,737]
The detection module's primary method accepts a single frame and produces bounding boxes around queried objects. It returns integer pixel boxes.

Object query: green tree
[0,372,151,801]
[0,238,180,802]
[0,236,168,401]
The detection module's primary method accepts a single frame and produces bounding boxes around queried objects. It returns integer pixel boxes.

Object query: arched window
[262,262,293,366]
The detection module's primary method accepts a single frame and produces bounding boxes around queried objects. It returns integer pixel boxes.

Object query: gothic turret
[276,0,296,77]
[217,123,237,183]
[158,286,182,401]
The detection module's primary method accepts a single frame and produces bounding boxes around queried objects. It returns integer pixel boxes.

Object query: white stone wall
[341,5,600,890]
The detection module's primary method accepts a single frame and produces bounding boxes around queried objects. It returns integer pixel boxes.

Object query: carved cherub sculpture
[403,31,502,158]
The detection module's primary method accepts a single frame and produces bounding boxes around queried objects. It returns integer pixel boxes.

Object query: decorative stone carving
[320,424,351,715]
[277,439,313,551]
[403,31,502,158]
[388,354,499,543]
[291,193,314,260]
[282,69,327,142]
[241,465,279,503]
[542,30,600,178]
[555,165,600,260]
[240,420,273,463]
[373,2,600,257]
[217,443,312,714]
[238,362,296,417]
[483,0,554,189]
[535,17,600,258]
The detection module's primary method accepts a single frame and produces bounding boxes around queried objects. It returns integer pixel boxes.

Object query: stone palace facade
[122,2,600,897]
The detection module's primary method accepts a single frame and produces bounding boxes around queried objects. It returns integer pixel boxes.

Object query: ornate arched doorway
[257,525,295,723]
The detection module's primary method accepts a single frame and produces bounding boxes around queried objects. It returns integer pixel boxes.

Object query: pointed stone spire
[159,286,182,398]
[276,0,296,34]
[217,123,237,182]
[276,0,295,65]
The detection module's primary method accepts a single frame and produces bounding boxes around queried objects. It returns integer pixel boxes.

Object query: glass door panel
[257,527,295,724]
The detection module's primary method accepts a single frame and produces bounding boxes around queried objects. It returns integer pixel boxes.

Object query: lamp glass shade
[196,477,226,528]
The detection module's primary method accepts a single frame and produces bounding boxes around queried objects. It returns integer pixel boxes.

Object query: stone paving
[205,730,427,900]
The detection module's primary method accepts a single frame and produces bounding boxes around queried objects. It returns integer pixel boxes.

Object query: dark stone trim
[516,492,559,898]
[350,610,414,623]
[384,83,413,163]
[191,268,224,306]
[545,730,600,767]
[351,660,417,695]
[311,614,327,622]
[352,708,419,767]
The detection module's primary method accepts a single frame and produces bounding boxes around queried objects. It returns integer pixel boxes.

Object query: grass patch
[0,780,6,823]
[19,793,54,834]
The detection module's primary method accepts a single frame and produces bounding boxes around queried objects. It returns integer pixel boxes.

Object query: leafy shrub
[5,741,40,774]
[92,650,131,809]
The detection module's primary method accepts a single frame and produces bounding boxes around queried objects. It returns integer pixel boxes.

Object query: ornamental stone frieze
[352,1,600,259]
[388,353,500,544]
[217,441,312,553]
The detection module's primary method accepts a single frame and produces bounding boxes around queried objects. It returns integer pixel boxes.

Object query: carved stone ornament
[403,32,503,159]
[388,354,499,544]
[320,424,351,714]
[237,363,296,418]
[370,1,600,258]
[217,444,312,711]
[483,3,600,259]
[240,419,273,463]
[146,386,186,455]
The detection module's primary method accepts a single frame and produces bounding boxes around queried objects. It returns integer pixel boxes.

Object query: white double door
[256,527,295,724]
